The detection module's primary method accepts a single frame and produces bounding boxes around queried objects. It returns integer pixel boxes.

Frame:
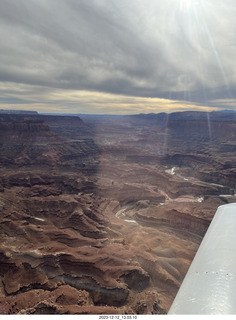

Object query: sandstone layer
[0,111,235,314]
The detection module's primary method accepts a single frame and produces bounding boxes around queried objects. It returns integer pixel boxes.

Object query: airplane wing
[168,203,236,314]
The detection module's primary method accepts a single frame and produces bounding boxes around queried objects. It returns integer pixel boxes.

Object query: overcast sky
[0,0,236,114]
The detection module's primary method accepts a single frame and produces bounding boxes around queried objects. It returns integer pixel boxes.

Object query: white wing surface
[168,203,236,314]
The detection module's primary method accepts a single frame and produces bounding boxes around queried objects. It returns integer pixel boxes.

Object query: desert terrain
[0,110,235,314]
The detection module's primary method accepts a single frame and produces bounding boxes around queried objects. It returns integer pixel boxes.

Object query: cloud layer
[0,0,236,113]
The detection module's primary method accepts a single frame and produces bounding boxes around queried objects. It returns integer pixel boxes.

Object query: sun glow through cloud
[0,0,235,114]
[179,0,195,11]
[0,82,219,115]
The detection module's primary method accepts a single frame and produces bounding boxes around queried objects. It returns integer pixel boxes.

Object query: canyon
[0,110,235,314]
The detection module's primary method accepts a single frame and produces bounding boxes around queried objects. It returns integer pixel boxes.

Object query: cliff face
[167,119,236,143]
[0,114,93,139]
[0,118,99,170]
[0,121,53,166]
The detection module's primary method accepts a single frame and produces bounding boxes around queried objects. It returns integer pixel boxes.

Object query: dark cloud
[0,0,236,112]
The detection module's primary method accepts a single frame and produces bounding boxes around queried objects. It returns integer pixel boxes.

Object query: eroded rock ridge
[0,111,235,314]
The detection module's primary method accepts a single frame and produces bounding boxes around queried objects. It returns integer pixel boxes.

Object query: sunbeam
[179,0,196,12]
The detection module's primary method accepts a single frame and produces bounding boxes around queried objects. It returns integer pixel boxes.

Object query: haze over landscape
[0,0,236,316]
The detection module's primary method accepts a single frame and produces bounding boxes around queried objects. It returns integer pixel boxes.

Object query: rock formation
[0,111,235,314]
